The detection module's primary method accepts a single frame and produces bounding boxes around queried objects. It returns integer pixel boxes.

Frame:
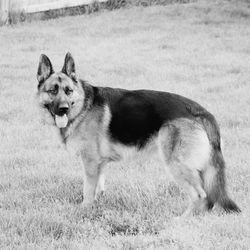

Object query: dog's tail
[187,105,241,213]
[203,149,241,213]
[200,113,241,213]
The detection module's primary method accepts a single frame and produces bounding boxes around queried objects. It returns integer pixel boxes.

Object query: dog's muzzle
[53,103,70,128]
[57,103,69,116]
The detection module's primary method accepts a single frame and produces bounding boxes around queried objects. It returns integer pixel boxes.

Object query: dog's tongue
[55,114,68,128]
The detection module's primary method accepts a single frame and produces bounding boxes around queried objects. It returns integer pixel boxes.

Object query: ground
[0,0,250,249]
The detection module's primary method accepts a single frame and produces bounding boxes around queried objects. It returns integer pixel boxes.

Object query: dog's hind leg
[158,120,211,216]
[168,162,207,217]
[183,172,208,217]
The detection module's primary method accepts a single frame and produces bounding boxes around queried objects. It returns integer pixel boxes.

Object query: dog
[36,52,241,216]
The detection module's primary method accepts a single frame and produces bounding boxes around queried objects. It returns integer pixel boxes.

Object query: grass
[0,0,250,249]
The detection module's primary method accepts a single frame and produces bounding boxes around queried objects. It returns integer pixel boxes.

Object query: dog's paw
[94,190,105,201]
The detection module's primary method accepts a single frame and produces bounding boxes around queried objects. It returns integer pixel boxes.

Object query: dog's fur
[36,52,241,215]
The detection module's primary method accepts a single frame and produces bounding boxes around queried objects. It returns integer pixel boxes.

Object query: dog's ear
[37,54,54,87]
[62,52,77,82]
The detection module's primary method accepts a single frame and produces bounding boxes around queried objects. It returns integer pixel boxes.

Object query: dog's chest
[63,113,103,157]
[65,134,84,157]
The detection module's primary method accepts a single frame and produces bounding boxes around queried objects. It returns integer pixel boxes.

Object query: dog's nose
[58,103,69,114]
[59,107,69,114]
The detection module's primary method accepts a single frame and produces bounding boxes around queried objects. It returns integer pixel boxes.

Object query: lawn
[0,0,250,249]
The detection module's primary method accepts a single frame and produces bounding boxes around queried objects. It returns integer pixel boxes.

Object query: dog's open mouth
[55,114,68,128]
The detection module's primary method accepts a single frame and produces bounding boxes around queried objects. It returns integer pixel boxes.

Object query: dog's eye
[65,87,73,96]
[47,89,58,95]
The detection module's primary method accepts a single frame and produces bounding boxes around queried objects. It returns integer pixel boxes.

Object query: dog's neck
[59,82,95,143]
[59,109,89,144]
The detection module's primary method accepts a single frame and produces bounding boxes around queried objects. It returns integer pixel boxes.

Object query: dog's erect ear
[62,52,77,82]
[37,54,54,87]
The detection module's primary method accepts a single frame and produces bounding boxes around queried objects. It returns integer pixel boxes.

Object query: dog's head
[37,52,84,128]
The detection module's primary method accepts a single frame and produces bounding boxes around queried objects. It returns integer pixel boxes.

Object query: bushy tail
[219,196,241,213]
[187,105,241,213]
[203,149,241,213]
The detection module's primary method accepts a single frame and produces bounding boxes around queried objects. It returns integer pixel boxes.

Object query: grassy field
[0,0,250,249]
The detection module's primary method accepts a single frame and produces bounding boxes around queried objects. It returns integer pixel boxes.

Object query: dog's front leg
[94,164,106,200]
[80,148,105,207]
[81,160,99,207]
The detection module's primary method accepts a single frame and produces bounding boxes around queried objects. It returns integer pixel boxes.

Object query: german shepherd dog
[36,52,240,216]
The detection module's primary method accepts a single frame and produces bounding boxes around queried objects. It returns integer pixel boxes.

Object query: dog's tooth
[55,114,68,128]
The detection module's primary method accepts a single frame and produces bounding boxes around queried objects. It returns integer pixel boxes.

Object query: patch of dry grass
[0,0,250,249]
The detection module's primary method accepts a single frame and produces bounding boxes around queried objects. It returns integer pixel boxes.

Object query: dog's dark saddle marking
[92,86,217,149]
